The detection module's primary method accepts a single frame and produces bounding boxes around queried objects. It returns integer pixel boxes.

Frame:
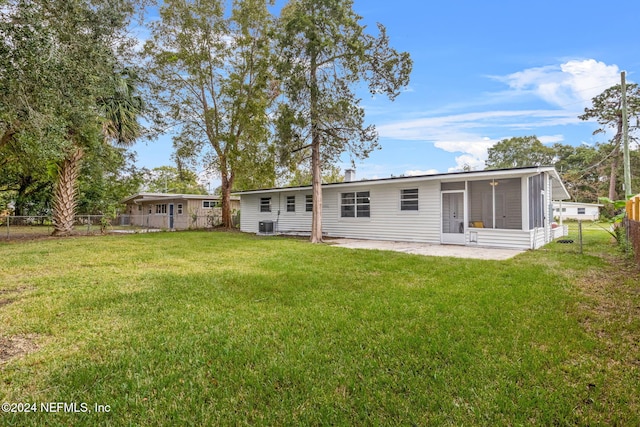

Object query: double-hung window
[260,197,271,213]
[400,188,419,211]
[341,191,370,218]
[286,196,295,212]
[305,195,313,212]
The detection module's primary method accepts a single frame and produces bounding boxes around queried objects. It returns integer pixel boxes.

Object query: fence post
[578,220,583,255]
[5,216,8,240]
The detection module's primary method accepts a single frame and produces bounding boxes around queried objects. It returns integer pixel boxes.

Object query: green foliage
[597,196,629,248]
[144,0,276,226]
[274,0,411,241]
[0,0,145,231]
[283,164,345,186]
[141,166,208,195]
[579,83,640,200]
[275,0,412,169]
[76,147,145,215]
[486,136,555,169]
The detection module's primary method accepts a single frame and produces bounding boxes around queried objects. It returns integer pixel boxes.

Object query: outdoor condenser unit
[259,220,274,234]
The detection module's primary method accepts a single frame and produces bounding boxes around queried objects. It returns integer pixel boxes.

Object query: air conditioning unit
[259,220,274,234]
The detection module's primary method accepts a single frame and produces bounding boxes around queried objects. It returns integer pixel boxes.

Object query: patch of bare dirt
[0,335,40,363]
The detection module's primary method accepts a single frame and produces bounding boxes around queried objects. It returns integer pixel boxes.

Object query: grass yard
[0,225,638,426]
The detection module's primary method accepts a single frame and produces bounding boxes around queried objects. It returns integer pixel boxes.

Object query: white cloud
[405,169,438,176]
[375,59,622,172]
[496,59,620,110]
[449,154,486,172]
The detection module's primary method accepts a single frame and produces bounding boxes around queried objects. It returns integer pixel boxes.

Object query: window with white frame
[286,196,295,212]
[577,207,585,215]
[155,204,167,214]
[341,191,370,218]
[260,197,271,212]
[400,188,419,211]
[177,204,183,215]
[202,200,218,208]
[305,195,313,212]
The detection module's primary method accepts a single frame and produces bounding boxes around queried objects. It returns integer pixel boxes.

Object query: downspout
[276,192,281,234]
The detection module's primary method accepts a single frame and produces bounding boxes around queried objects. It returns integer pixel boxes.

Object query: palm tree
[52,69,145,235]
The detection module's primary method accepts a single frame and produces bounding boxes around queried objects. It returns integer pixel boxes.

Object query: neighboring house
[121,193,240,230]
[236,166,571,250]
[553,201,602,221]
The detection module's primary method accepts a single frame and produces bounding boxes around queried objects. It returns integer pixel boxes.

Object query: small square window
[400,188,418,211]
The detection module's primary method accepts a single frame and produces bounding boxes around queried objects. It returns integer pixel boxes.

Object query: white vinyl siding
[238,169,564,249]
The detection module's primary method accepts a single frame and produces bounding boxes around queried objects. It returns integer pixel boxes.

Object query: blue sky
[131,0,639,187]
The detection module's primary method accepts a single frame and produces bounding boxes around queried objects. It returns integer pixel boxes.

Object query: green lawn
[0,226,638,426]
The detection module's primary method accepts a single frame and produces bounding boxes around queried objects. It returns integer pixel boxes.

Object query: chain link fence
[0,215,108,240]
[0,212,240,241]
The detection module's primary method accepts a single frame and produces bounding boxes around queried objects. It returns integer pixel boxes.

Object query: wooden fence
[627,194,640,265]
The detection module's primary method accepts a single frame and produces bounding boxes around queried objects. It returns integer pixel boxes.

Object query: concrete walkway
[327,238,524,260]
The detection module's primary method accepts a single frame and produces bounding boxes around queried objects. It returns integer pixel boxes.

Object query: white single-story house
[120,192,240,230]
[236,166,571,250]
[552,201,602,221]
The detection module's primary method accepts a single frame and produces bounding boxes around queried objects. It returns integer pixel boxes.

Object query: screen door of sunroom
[441,191,465,245]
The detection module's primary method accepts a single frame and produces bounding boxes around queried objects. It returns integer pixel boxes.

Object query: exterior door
[441,191,465,245]
[169,204,174,229]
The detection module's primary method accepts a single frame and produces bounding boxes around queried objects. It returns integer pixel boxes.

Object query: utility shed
[236,166,571,250]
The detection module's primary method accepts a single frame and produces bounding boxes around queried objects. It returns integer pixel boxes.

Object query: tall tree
[144,0,276,229]
[579,83,640,200]
[1,0,144,235]
[485,136,555,170]
[275,0,412,242]
[141,166,208,194]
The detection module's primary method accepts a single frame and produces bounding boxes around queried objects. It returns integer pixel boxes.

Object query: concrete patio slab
[327,238,524,260]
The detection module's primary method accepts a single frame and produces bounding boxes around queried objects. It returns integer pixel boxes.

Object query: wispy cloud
[405,169,438,176]
[493,59,620,111]
[375,59,622,171]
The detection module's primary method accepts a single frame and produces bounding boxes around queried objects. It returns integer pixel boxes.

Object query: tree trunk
[608,117,624,201]
[52,147,84,236]
[220,168,234,229]
[309,51,323,243]
[608,143,620,201]
[218,155,235,229]
[310,131,323,243]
